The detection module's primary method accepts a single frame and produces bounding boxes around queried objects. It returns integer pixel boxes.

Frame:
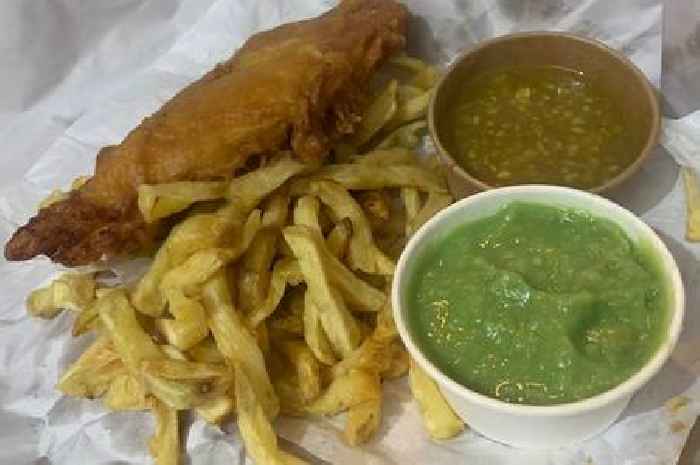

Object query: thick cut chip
[345,397,382,446]
[187,338,226,364]
[138,181,228,223]
[376,121,427,149]
[277,339,321,403]
[325,219,351,260]
[283,224,385,311]
[293,195,322,232]
[57,336,126,399]
[27,272,96,319]
[401,187,422,237]
[134,156,299,316]
[98,290,202,410]
[407,191,452,237]
[141,359,228,381]
[331,302,398,379]
[234,363,308,465]
[283,226,362,358]
[238,230,278,313]
[247,258,304,327]
[352,80,398,146]
[408,358,464,440]
[156,290,209,351]
[682,167,700,241]
[149,398,181,465]
[290,181,394,275]
[269,287,305,337]
[103,373,149,411]
[228,156,308,213]
[389,89,431,128]
[303,290,336,365]
[299,163,447,194]
[306,369,381,416]
[202,271,279,419]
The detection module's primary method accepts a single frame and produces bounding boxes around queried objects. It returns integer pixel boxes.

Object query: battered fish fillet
[5,0,408,266]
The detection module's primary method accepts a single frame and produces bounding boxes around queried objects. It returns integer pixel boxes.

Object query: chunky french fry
[202,271,279,419]
[72,288,110,336]
[103,373,149,411]
[382,340,410,380]
[57,336,126,398]
[352,80,398,146]
[290,181,394,275]
[284,226,362,358]
[389,54,430,73]
[238,231,278,313]
[228,155,308,212]
[196,393,235,425]
[27,272,96,319]
[273,375,308,417]
[325,218,351,260]
[134,156,299,317]
[389,89,431,128]
[303,290,336,365]
[407,191,452,236]
[283,223,385,312]
[298,163,447,194]
[277,339,321,403]
[401,187,422,236]
[306,369,381,416]
[682,167,700,241]
[247,258,304,327]
[149,398,180,465]
[345,398,382,446]
[293,195,322,231]
[99,290,201,409]
[138,181,228,223]
[268,287,305,336]
[408,359,464,440]
[141,359,228,381]
[331,303,398,379]
[187,338,226,364]
[156,290,209,351]
[235,363,308,465]
[376,121,427,149]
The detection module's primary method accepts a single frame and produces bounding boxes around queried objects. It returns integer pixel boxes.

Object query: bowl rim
[427,31,661,195]
[392,185,685,417]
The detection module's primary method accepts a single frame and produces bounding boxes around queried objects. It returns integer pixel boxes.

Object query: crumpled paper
[1,1,698,464]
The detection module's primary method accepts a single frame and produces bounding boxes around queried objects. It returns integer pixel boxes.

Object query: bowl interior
[393,186,684,415]
[430,33,660,193]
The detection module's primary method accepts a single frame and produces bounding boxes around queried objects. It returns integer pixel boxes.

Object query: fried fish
[5,0,408,266]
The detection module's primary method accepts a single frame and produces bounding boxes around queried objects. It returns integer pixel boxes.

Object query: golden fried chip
[306,369,381,416]
[407,191,452,237]
[325,218,351,260]
[682,167,700,241]
[202,271,279,419]
[27,272,96,319]
[345,397,382,446]
[138,181,228,223]
[247,258,304,327]
[187,338,226,364]
[156,290,209,351]
[293,195,322,231]
[234,363,308,465]
[284,226,362,358]
[57,336,126,399]
[408,358,464,440]
[277,339,321,403]
[376,121,427,149]
[352,80,398,146]
[302,290,336,365]
[99,290,202,409]
[149,398,180,465]
[290,181,394,275]
[103,373,149,411]
[141,359,228,381]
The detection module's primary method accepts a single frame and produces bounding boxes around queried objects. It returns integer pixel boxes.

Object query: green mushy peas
[407,202,668,405]
[448,65,636,189]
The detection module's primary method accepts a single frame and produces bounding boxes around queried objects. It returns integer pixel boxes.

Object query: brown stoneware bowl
[429,32,661,198]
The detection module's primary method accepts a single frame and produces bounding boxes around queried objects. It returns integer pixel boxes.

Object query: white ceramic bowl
[392,185,685,449]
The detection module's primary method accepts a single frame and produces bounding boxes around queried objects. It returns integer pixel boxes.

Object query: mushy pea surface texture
[407,202,669,405]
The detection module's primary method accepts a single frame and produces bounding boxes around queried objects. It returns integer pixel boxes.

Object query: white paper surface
[1,1,699,465]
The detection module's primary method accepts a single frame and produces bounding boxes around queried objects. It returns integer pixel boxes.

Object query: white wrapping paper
[2,1,699,464]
